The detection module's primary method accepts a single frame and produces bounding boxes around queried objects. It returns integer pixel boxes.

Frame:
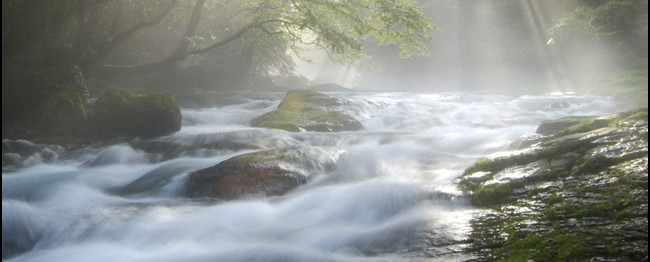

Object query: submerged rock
[185,148,331,199]
[459,108,648,260]
[251,90,362,132]
[94,88,181,137]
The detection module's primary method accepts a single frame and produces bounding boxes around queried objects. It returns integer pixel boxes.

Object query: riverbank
[459,108,648,261]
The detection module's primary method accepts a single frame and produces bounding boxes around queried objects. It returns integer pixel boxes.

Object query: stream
[2,91,627,261]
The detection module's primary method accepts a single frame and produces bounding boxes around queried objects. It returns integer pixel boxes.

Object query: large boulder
[37,91,87,136]
[535,115,595,135]
[458,108,648,260]
[94,88,181,137]
[251,90,362,132]
[185,149,326,199]
[535,109,647,137]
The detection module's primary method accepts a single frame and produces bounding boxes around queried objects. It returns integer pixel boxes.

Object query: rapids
[2,92,627,261]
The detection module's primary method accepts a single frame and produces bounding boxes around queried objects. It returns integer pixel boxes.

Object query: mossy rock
[251,90,362,132]
[536,116,595,135]
[185,149,311,199]
[459,108,648,260]
[38,91,87,136]
[94,87,181,136]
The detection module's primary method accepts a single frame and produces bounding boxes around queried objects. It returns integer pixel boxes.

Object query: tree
[2,0,434,127]
[4,0,434,78]
[546,0,648,84]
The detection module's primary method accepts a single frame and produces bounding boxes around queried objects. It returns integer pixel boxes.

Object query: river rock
[459,108,648,260]
[94,87,181,137]
[37,91,87,136]
[535,115,594,135]
[251,90,362,132]
[185,149,325,199]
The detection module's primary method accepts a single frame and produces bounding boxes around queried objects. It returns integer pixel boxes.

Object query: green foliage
[230,0,435,68]
[3,0,434,130]
[547,0,648,80]
[593,70,649,107]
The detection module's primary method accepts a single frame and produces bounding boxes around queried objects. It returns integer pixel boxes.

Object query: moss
[536,116,594,135]
[250,110,301,132]
[251,90,361,132]
[470,183,517,207]
[461,110,648,261]
[497,232,594,261]
[553,118,612,137]
[537,108,648,137]
[38,91,87,136]
[463,156,529,178]
[463,139,593,177]
[620,108,648,123]
[94,87,181,136]
[278,90,339,110]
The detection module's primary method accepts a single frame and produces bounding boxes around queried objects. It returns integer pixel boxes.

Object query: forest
[3,0,647,137]
[2,0,648,261]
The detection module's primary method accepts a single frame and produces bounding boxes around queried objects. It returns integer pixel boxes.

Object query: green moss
[497,232,593,261]
[250,110,301,132]
[461,111,648,261]
[536,116,595,135]
[94,87,181,136]
[463,139,593,178]
[38,91,87,136]
[553,118,612,137]
[619,108,649,124]
[251,90,361,132]
[470,183,517,207]
[463,156,528,177]
[537,108,648,137]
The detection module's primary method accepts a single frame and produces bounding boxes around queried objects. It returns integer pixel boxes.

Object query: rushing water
[2,92,627,261]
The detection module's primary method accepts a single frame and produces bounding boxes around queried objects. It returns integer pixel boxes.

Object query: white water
[2,92,626,261]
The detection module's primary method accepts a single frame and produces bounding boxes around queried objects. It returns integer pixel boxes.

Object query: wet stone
[458,108,649,261]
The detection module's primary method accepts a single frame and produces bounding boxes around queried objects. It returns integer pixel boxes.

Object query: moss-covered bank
[458,108,648,261]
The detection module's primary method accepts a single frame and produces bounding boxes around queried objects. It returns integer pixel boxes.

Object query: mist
[299,0,647,96]
[2,1,648,261]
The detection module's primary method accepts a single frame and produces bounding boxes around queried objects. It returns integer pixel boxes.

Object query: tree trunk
[92,0,206,78]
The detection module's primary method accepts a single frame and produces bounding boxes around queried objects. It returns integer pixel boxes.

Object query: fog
[299,0,647,95]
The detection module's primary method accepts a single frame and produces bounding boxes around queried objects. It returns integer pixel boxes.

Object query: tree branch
[94,0,177,62]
